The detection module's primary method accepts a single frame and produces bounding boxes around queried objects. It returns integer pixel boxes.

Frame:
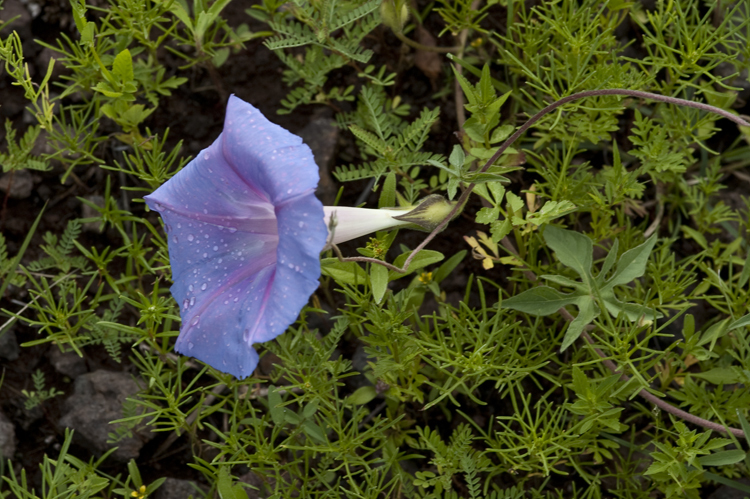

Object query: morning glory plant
[145,96,436,379]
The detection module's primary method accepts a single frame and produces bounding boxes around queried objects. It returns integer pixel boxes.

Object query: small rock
[298,116,339,205]
[152,477,203,499]
[0,0,32,40]
[48,346,87,378]
[0,328,20,361]
[0,169,34,199]
[58,370,153,462]
[0,410,16,459]
[707,479,750,499]
[238,470,269,499]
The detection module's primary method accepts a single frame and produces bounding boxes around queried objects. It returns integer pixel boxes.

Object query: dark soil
[0,0,500,490]
[2,0,749,495]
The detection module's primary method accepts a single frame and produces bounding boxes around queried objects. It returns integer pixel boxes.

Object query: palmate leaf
[502,226,661,351]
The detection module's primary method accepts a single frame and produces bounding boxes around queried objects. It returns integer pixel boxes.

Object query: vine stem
[395,31,461,53]
[497,237,747,439]
[341,88,750,273]
[335,88,750,437]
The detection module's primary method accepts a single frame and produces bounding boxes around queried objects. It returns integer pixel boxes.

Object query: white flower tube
[322,195,458,245]
[323,206,412,245]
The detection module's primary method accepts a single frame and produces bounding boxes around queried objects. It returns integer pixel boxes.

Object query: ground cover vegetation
[1,0,750,497]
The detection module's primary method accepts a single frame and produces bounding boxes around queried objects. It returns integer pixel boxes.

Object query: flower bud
[380,0,409,34]
[392,195,457,232]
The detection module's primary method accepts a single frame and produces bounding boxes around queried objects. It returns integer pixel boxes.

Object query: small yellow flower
[470,37,483,48]
[418,272,433,285]
[131,485,147,499]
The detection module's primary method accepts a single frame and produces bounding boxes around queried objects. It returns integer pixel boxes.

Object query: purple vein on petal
[274,188,318,210]
[177,248,277,346]
[153,200,278,235]
[242,268,276,345]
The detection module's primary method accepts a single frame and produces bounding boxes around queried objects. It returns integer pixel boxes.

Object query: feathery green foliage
[3,1,750,498]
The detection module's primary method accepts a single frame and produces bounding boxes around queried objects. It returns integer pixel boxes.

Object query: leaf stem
[498,236,747,439]
[345,88,750,274]
[395,31,461,53]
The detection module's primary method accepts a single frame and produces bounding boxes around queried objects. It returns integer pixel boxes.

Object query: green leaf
[476,207,499,225]
[543,226,593,280]
[170,1,194,29]
[489,124,514,144]
[525,200,577,226]
[739,250,750,287]
[681,225,708,250]
[598,238,620,283]
[390,249,444,277]
[462,117,485,142]
[561,298,598,351]
[112,49,134,83]
[321,258,367,285]
[604,234,657,289]
[370,263,389,304]
[379,171,396,208]
[449,145,465,169]
[728,313,750,331]
[346,386,377,405]
[698,450,747,467]
[490,218,512,243]
[303,420,327,443]
[506,191,524,214]
[502,286,579,316]
[690,367,740,385]
[217,466,249,499]
[737,409,750,441]
[268,386,285,426]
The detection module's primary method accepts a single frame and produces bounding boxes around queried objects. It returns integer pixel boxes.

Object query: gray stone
[153,477,203,499]
[58,370,153,462]
[0,328,19,361]
[0,0,32,40]
[0,169,34,199]
[707,479,750,499]
[298,115,339,205]
[49,346,87,378]
[238,470,269,499]
[0,411,16,460]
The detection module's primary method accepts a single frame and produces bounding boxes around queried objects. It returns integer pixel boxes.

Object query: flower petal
[145,96,327,379]
[222,95,320,205]
[248,195,328,345]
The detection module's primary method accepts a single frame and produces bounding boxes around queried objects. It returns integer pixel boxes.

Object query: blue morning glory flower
[145,96,452,379]
[145,96,329,379]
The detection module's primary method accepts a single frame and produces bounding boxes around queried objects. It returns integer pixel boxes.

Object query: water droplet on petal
[213,245,218,251]
[172,235,178,243]
[177,222,181,229]
[189,297,195,306]
[183,299,189,310]
[191,316,200,326]
[187,234,195,242]
[228,227,237,234]
[201,282,207,291]
[188,341,194,350]
[298,221,304,228]
[154,203,164,211]
[203,209,208,214]
[189,285,193,292]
